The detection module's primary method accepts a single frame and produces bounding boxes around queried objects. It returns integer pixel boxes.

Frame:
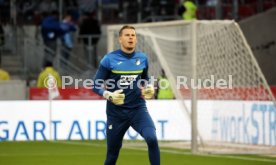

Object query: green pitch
[0,140,275,165]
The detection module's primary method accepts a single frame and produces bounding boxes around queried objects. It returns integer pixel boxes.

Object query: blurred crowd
[0,0,99,24]
[1,0,275,25]
[0,0,275,100]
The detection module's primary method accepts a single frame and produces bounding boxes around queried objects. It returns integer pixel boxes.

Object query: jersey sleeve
[141,55,149,82]
[92,56,110,96]
[99,55,110,69]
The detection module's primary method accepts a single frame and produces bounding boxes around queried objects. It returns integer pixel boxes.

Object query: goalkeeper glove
[142,84,155,99]
[103,89,125,105]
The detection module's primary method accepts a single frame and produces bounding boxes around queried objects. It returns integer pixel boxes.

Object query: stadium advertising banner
[0,100,275,146]
[200,101,276,146]
[0,100,190,141]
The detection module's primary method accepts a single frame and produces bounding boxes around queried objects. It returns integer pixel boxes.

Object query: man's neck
[121,47,135,54]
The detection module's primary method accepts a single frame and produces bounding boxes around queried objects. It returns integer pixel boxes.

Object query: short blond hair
[119,25,135,36]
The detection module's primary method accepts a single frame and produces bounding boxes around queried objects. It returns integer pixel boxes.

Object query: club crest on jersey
[135,59,140,65]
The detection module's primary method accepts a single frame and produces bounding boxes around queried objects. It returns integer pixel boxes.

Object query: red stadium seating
[29,87,103,100]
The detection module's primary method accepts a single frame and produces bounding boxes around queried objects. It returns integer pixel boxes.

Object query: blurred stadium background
[1,0,276,165]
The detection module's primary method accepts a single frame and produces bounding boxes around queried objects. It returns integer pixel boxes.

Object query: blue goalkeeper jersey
[93,49,149,112]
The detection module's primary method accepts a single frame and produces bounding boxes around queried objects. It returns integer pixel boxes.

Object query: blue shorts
[106,107,156,147]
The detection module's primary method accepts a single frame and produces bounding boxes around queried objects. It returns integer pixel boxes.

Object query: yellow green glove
[142,84,155,99]
[103,89,125,105]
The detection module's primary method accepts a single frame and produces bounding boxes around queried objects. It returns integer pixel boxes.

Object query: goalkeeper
[93,25,160,165]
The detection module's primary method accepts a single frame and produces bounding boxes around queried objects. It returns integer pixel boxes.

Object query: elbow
[92,86,98,95]
[92,85,103,96]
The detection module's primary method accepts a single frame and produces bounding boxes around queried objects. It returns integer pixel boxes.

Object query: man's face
[119,28,137,51]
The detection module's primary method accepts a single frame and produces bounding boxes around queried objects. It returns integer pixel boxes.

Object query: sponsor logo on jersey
[119,75,138,85]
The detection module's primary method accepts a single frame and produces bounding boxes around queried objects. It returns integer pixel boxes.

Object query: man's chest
[110,57,146,72]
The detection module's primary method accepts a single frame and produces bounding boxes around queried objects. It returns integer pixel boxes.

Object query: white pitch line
[0,153,103,157]
[53,141,276,163]
[0,152,146,157]
[160,149,276,163]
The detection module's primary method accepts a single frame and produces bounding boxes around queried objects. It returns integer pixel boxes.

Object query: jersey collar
[119,49,135,58]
